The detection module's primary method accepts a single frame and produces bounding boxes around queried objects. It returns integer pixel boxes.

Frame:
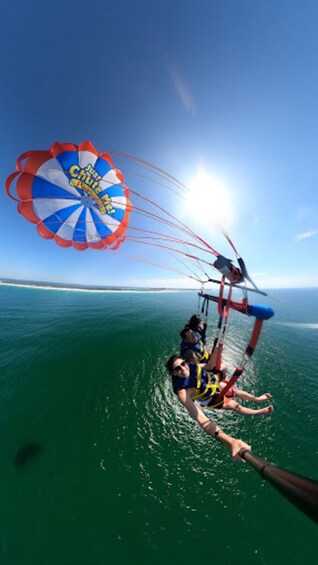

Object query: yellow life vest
[191,366,220,402]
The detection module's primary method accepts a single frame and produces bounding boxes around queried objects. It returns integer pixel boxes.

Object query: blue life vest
[180,332,209,362]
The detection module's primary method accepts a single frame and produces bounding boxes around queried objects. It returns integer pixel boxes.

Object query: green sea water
[0,285,317,565]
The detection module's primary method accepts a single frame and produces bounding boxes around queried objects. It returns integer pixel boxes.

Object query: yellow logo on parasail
[69,164,116,215]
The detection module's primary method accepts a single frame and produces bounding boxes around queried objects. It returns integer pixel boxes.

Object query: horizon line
[0,277,317,293]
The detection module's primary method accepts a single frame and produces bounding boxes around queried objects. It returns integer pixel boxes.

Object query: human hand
[230,439,251,462]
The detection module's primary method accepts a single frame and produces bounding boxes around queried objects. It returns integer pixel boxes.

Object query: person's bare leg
[219,382,272,403]
[234,389,272,402]
[224,399,273,415]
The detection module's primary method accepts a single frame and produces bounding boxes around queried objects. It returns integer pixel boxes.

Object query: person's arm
[176,388,251,460]
[201,321,207,342]
[202,342,222,372]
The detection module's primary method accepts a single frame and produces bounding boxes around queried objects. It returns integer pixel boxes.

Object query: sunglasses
[173,360,187,373]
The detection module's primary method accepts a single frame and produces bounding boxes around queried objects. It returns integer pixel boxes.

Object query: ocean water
[0,285,317,565]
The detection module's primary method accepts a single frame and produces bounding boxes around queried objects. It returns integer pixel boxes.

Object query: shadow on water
[14,443,43,468]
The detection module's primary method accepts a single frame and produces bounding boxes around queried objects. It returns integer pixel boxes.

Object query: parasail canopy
[5,141,132,251]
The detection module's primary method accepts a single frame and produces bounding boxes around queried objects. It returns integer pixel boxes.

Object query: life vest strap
[192,367,220,401]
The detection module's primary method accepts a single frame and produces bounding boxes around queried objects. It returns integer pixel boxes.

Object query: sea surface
[0,285,317,565]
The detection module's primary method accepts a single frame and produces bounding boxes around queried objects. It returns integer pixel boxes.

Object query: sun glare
[183,168,235,233]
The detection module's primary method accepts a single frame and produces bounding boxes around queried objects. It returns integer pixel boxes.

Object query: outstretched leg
[219,382,272,402]
[234,389,272,402]
[224,399,273,415]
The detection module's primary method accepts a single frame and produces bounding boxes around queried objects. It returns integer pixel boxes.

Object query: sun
[183,167,235,233]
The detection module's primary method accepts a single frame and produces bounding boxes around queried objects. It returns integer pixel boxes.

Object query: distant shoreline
[1,279,317,294]
[0,279,195,294]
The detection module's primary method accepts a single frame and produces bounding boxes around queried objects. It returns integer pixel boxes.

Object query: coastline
[0,279,195,294]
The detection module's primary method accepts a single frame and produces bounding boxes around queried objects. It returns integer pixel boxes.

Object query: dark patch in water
[14,443,43,467]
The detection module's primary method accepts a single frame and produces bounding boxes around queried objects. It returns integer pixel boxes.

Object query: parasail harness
[199,253,274,407]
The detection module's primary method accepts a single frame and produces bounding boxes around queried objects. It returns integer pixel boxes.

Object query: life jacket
[180,333,209,362]
[172,364,221,403]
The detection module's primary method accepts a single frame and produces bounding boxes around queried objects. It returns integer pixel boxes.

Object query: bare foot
[258,404,274,415]
[256,393,272,402]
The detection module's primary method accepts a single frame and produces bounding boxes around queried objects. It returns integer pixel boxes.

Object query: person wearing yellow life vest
[166,345,273,461]
[180,327,210,363]
[184,349,273,407]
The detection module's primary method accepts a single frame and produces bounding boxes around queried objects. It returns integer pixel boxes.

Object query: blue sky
[1,0,317,289]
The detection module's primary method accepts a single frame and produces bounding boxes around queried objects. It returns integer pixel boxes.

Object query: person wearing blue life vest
[180,327,210,363]
[188,314,207,341]
[166,345,273,461]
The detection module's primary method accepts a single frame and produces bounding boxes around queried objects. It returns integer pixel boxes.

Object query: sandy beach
[0,279,191,293]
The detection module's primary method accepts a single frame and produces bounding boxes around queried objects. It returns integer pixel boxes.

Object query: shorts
[221,380,237,398]
[199,394,226,410]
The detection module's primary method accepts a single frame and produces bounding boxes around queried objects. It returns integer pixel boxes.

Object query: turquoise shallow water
[0,285,317,564]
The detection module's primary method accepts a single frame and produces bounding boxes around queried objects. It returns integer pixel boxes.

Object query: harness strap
[217,276,225,317]
[195,365,202,389]
[198,339,209,362]
[205,396,225,410]
[214,367,244,402]
[192,367,220,401]
[214,279,233,370]
[246,318,263,356]
[213,317,264,404]
[199,293,210,323]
